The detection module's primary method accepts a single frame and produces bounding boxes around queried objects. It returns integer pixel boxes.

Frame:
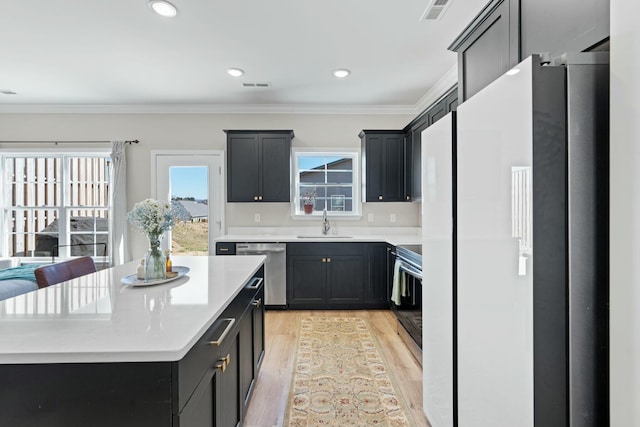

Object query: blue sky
[170,167,208,200]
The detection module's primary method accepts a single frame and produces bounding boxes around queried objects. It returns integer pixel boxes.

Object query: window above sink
[291,149,361,219]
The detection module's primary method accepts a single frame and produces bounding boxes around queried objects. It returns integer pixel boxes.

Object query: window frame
[291,148,361,218]
[0,148,111,263]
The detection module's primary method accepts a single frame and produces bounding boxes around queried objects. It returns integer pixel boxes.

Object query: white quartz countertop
[0,255,265,364]
[215,227,421,247]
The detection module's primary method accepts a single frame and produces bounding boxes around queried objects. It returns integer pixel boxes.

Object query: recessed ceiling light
[148,0,178,17]
[227,68,245,77]
[333,69,351,79]
[506,68,521,76]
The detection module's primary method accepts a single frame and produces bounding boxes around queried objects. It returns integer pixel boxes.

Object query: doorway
[152,151,224,255]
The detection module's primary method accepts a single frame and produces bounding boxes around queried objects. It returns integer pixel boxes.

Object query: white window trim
[291,148,362,219]
[0,148,111,262]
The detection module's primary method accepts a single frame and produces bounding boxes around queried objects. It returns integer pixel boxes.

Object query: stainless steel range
[392,244,423,365]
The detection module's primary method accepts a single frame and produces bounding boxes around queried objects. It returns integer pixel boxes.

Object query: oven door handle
[399,262,422,281]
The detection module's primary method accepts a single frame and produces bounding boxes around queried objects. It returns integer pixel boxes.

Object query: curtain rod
[0,139,139,145]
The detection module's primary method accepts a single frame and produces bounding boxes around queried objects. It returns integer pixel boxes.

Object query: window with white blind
[292,150,361,217]
[0,152,111,262]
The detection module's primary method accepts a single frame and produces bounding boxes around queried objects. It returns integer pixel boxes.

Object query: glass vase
[144,233,167,281]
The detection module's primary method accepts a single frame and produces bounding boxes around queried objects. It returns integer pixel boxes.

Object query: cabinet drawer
[216,242,236,255]
[287,242,364,256]
[176,292,249,413]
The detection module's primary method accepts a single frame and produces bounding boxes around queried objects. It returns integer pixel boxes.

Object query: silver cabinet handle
[252,298,262,308]
[246,277,263,290]
[208,318,236,346]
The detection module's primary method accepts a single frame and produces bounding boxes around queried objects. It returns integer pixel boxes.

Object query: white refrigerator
[421,112,456,427]
[454,54,609,427]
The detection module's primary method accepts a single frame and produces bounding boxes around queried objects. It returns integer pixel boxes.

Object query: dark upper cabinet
[449,0,608,104]
[429,98,448,125]
[521,0,609,60]
[444,90,459,113]
[225,130,293,202]
[448,0,520,102]
[403,86,458,202]
[360,130,406,202]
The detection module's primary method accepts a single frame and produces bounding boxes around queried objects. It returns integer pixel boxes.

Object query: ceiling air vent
[420,0,451,21]
[242,82,271,88]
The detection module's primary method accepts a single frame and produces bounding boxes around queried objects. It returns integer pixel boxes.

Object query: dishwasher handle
[236,243,286,254]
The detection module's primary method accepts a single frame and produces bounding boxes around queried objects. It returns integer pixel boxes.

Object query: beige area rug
[285,317,413,427]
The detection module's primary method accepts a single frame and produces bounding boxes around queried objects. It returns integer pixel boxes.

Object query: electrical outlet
[390,213,396,223]
[367,213,374,222]
[254,213,261,223]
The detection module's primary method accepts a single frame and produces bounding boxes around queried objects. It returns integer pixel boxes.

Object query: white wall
[610,0,640,424]
[0,112,419,252]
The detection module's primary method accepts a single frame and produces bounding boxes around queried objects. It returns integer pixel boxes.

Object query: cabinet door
[429,99,447,125]
[449,0,519,102]
[364,134,385,201]
[215,334,241,427]
[288,256,325,307]
[386,245,396,304]
[239,313,254,416]
[227,134,259,202]
[259,134,291,202]
[410,122,428,202]
[175,370,216,427]
[326,255,364,306]
[365,243,388,307]
[445,90,459,112]
[252,288,265,374]
[382,134,405,202]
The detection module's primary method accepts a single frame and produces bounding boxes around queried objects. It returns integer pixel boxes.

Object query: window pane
[10,208,59,257]
[8,157,61,207]
[68,157,110,207]
[68,209,109,257]
[326,170,352,184]
[295,153,357,215]
[169,166,209,256]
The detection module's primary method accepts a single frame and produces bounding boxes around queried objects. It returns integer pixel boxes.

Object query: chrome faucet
[322,209,331,235]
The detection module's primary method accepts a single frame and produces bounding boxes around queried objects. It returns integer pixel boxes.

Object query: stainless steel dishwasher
[235,243,287,308]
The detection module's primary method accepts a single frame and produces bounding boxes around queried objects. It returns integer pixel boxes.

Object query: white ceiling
[0,0,488,113]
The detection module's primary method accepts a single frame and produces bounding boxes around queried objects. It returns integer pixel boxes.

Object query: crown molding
[413,64,458,113]
[0,103,417,115]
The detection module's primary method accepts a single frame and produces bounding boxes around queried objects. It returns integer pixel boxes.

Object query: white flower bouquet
[127,199,178,238]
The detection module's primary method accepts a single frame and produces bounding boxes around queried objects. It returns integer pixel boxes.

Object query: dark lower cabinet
[365,243,389,308]
[287,242,387,309]
[326,255,364,305]
[287,243,365,309]
[0,269,265,427]
[240,284,264,417]
[176,369,216,427]
[215,332,241,427]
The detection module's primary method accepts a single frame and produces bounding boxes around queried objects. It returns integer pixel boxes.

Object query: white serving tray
[121,266,190,287]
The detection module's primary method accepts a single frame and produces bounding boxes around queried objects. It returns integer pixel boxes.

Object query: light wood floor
[243,310,431,427]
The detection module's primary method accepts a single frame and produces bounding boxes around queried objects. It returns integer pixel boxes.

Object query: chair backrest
[34,256,97,289]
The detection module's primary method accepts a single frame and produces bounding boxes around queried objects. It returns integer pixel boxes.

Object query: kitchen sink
[297,235,353,239]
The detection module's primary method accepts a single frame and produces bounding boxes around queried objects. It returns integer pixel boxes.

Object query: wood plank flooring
[243,310,431,427]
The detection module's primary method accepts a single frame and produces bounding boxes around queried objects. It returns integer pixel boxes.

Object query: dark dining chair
[34,256,97,289]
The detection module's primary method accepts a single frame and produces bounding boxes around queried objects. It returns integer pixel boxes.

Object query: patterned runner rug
[284,316,413,427]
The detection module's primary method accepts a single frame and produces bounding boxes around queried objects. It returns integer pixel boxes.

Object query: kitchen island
[0,255,266,427]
